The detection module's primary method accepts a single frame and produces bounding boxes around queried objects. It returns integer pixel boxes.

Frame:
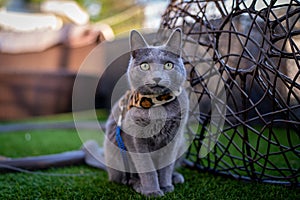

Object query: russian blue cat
[104,29,189,197]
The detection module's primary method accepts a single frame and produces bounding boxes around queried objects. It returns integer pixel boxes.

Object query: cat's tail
[81,140,107,171]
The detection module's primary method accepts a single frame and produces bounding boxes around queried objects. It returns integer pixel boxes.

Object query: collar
[120,87,182,110]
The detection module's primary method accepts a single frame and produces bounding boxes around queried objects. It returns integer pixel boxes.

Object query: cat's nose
[153,77,162,84]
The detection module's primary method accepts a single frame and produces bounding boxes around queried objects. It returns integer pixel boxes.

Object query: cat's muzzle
[137,84,171,95]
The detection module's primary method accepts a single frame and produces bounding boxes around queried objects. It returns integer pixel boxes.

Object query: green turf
[0,114,299,199]
[186,124,300,181]
[0,166,298,200]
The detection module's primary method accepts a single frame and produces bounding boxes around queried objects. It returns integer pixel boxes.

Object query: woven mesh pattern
[160,0,300,186]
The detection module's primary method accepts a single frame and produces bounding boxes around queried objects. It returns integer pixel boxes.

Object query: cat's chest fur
[121,91,188,152]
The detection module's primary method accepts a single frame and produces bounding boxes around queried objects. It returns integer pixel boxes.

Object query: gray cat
[104,29,189,197]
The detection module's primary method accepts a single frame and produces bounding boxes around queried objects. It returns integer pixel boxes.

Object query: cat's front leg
[157,163,175,193]
[129,148,163,197]
[133,171,164,197]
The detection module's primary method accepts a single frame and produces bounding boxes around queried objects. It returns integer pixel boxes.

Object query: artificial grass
[0,166,299,200]
[186,125,300,181]
[0,166,300,200]
[0,114,299,199]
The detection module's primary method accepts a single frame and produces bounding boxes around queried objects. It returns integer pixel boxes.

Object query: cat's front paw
[132,183,164,197]
[161,185,174,194]
[142,190,164,197]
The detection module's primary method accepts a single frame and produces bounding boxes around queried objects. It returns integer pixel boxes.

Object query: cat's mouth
[136,84,171,95]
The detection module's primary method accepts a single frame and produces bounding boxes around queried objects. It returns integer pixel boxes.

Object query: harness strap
[116,95,131,183]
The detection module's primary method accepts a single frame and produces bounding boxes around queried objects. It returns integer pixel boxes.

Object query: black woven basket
[160,0,300,186]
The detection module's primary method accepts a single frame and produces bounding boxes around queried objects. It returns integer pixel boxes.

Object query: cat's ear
[130,30,148,52]
[165,28,182,56]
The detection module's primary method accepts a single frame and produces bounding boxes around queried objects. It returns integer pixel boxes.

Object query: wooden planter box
[0,43,97,120]
[0,70,75,120]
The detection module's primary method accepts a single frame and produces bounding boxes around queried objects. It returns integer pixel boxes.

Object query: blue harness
[116,100,130,183]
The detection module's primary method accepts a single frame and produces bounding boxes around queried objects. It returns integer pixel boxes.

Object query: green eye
[140,63,150,71]
[164,62,174,70]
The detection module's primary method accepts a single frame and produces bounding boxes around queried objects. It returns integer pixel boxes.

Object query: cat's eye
[164,62,174,70]
[140,63,150,71]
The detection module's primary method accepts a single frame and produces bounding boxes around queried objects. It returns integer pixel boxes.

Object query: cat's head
[127,29,186,95]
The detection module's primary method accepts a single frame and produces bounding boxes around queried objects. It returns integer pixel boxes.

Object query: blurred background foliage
[1,0,146,34]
